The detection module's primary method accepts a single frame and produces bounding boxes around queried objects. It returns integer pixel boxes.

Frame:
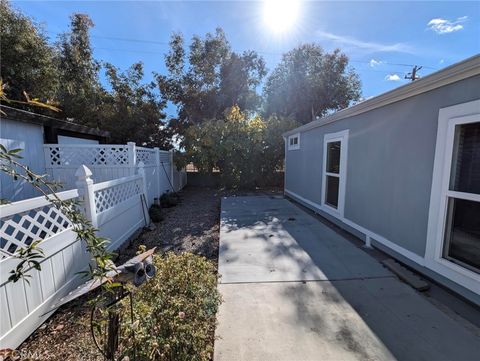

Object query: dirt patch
[335,323,372,360]
[17,186,222,360]
[121,187,221,262]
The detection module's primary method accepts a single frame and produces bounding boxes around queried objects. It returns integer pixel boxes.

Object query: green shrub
[149,204,163,223]
[160,192,180,208]
[127,252,221,360]
[182,105,300,189]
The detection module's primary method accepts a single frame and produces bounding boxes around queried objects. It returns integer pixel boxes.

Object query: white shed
[0,105,110,201]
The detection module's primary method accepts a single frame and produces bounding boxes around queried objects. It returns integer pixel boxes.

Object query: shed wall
[0,118,46,201]
[57,135,100,145]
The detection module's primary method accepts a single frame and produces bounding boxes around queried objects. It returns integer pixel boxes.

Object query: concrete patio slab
[216,279,480,361]
[218,196,391,284]
[215,196,480,361]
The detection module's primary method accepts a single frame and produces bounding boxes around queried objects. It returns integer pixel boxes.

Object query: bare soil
[16,187,222,361]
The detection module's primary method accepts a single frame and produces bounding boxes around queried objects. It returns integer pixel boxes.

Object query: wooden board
[382,259,430,291]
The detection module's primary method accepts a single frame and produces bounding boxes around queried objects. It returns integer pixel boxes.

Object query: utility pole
[405,65,422,82]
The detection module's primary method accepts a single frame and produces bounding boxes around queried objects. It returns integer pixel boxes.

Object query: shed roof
[0,105,110,138]
[283,54,480,137]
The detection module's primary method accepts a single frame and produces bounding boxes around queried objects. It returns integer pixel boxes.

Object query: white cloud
[385,74,401,81]
[316,30,414,54]
[439,59,445,64]
[369,59,384,67]
[427,16,468,34]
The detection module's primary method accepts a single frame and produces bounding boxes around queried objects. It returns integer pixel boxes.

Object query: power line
[49,30,438,72]
[405,65,423,81]
[91,34,171,46]
[92,47,429,76]
[94,47,167,55]
[350,60,436,70]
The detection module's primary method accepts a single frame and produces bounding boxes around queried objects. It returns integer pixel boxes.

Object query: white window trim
[321,129,349,218]
[288,133,300,150]
[425,99,480,295]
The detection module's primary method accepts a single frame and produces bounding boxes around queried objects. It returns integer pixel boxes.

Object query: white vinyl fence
[0,165,150,348]
[172,167,188,193]
[44,143,187,206]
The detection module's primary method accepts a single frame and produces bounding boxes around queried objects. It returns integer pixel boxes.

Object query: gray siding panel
[285,75,480,258]
[0,119,46,201]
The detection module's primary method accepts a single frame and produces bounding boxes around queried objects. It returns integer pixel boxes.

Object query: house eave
[0,105,110,139]
[283,54,480,137]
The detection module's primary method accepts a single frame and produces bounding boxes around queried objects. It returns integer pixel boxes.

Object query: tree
[0,0,58,103]
[263,44,361,124]
[101,62,170,148]
[1,2,175,149]
[156,28,266,135]
[57,13,103,126]
[182,106,298,188]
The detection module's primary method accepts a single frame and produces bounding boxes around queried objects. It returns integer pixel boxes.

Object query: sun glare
[263,0,300,34]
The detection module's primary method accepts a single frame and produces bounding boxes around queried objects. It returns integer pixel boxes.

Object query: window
[321,130,349,217]
[442,121,480,273]
[288,133,300,150]
[426,100,480,293]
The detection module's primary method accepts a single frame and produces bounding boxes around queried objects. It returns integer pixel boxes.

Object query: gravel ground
[122,187,221,262]
[16,186,222,361]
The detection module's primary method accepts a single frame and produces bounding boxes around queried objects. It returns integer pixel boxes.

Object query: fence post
[75,165,98,228]
[154,147,161,199]
[127,142,136,176]
[43,145,53,181]
[137,161,151,225]
[43,145,51,166]
[169,150,175,192]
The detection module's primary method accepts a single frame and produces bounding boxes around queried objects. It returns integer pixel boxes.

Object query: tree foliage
[57,13,104,126]
[182,106,298,188]
[264,44,361,124]
[157,28,267,134]
[1,2,170,147]
[1,1,367,188]
[101,62,170,147]
[0,0,58,102]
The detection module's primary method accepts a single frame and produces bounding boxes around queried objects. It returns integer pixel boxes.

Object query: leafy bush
[149,204,163,223]
[127,252,221,360]
[160,192,180,208]
[182,105,299,188]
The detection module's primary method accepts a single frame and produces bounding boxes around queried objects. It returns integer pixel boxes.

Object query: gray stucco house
[283,55,480,304]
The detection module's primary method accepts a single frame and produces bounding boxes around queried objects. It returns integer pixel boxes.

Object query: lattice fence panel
[136,148,156,166]
[94,178,143,213]
[45,146,130,167]
[0,205,72,258]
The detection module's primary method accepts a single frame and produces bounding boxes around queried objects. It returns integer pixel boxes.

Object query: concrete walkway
[214,196,480,361]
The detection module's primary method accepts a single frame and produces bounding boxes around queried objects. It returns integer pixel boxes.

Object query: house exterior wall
[284,75,480,301]
[0,118,46,201]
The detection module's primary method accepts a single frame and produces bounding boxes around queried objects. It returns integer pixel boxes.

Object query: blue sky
[13,1,480,117]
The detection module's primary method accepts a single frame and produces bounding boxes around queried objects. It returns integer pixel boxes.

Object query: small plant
[149,204,163,223]
[160,192,180,208]
[124,252,221,361]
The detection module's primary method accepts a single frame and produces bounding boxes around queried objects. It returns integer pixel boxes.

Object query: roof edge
[283,54,480,137]
[0,105,110,138]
